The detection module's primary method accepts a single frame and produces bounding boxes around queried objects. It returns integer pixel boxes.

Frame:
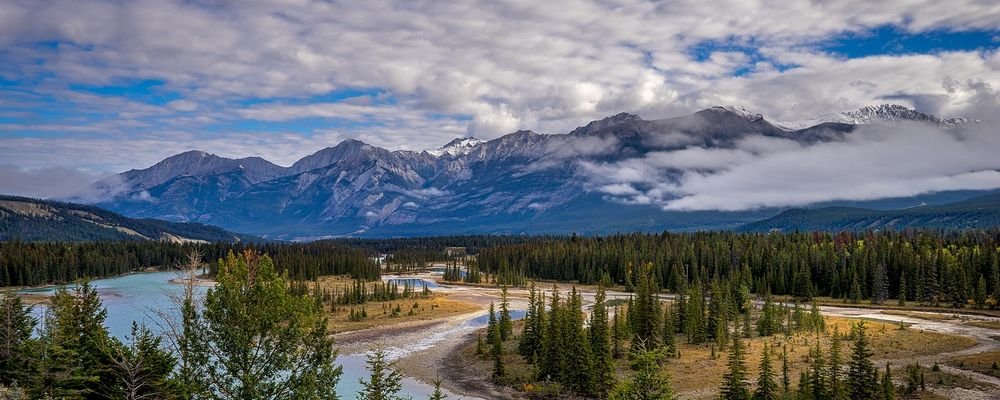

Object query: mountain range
[68,104,997,239]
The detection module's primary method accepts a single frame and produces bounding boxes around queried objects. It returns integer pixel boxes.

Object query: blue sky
[0,0,999,199]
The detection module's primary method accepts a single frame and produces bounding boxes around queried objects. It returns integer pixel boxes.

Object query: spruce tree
[754,344,778,400]
[897,273,907,307]
[881,364,895,400]
[782,345,791,396]
[193,251,341,399]
[608,344,672,400]
[663,303,676,355]
[518,283,540,360]
[720,328,751,400]
[429,377,447,400]
[631,263,662,350]
[590,286,615,396]
[566,287,594,394]
[358,345,406,400]
[847,322,879,400]
[539,286,565,382]
[0,292,35,387]
[105,322,178,400]
[492,325,505,380]
[38,280,111,398]
[486,302,499,349]
[809,342,827,400]
[827,330,846,400]
[685,283,707,344]
[499,286,513,341]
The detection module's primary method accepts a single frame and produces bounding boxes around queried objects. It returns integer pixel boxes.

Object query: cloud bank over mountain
[1,0,999,183]
[581,119,1000,211]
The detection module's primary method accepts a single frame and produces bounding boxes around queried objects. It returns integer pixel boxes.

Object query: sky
[1,0,1000,203]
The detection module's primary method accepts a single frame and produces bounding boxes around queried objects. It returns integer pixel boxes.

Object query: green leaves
[190,250,342,399]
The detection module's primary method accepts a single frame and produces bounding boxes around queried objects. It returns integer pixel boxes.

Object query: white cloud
[586,121,1000,211]
[0,165,105,198]
[0,0,998,203]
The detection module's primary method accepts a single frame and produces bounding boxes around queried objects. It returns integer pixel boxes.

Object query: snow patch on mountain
[426,137,485,157]
[706,105,765,122]
[776,104,977,130]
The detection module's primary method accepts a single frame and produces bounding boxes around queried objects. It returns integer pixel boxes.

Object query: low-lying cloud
[0,165,104,198]
[583,120,1000,211]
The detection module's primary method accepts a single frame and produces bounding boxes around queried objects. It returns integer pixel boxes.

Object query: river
[18,271,463,399]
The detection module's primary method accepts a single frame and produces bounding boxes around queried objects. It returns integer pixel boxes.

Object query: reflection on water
[18,271,467,398]
[384,277,440,289]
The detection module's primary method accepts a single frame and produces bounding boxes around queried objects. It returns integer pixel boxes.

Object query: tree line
[476,230,1000,308]
[0,241,378,287]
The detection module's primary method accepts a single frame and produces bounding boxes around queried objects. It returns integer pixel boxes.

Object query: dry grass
[462,316,978,400]
[965,320,1000,330]
[326,295,480,333]
[946,350,1000,378]
[666,317,974,398]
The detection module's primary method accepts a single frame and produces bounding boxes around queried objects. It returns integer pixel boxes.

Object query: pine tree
[782,345,791,396]
[897,273,907,307]
[38,280,112,398]
[429,377,448,400]
[720,329,751,400]
[754,344,778,400]
[518,283,540,361]
[571,288,596,394]
[631,263,662,350]
[499,286,513,341]
[0,292,35,387]
[881,364,895,400]
[193,251,341,399]
[974,275,987,308]
[847,322,879,400]
[590,286,615,396]
[827,330,846,400]
[486,302,499,349]
[663,303,676,355]
[492,324,505,380]
[809,342,827,400]
[871,264,888,305]
[608,344,672,400]
[358,345,406,400]
[612,306,624,359]
[539,286,565,382]
[105,322,178,400]
[686,283,707,344]
[708,279,729,347]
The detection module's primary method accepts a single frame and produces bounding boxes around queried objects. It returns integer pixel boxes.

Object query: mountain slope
[0,196,258,242]
[77,104,994,238]
[739,193,1000,232]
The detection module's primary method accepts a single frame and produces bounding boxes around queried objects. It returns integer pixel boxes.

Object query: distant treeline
[477,230,1000,308]
[0,241,377,287]
[323,235,560,269]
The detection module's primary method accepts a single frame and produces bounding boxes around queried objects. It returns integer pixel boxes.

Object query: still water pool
[19,271,466,398]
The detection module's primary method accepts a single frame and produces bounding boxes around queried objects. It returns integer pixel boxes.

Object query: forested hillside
[740,193,1000,232]
[0,195,258,242]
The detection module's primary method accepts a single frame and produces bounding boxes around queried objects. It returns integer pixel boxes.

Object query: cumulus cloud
[585,120,1000,211]
[0,0,999,204]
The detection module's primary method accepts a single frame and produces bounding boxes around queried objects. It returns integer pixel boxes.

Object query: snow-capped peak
[427,137,485,157]
[776,104,976,130]
[706,105,765,122]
